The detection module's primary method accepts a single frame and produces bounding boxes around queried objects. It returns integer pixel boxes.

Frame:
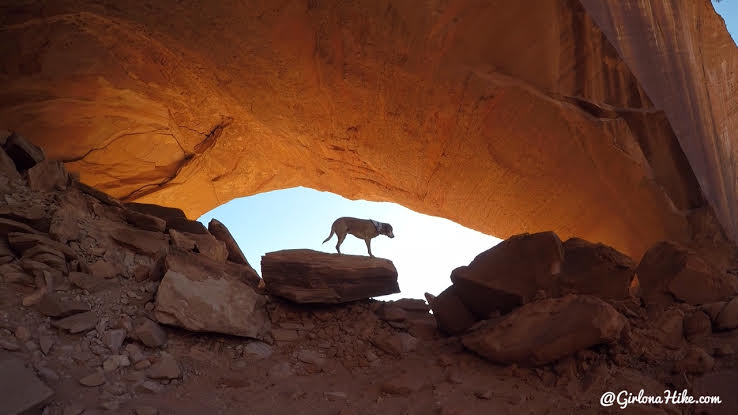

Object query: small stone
[297,349,325,366]
[147,352,180,379]
[324,391,347,401]
[52,311,98,334]
[134,360,151,370]
[39,335,53,355]
[0,337,19,351]
[15,326,31,342]
[99,400,119,411]
[105,381,127,396]
[268,362,293,381]
[133,318,167,348]
[135,406,158,415]
[102,329,126,353]
[136,380,164,394]
[79,371,106,387]
[37,367,59,382]
[125,343,145,363]
[474,390,493,400]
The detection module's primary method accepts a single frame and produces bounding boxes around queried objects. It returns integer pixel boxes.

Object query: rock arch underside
[1,0,737,258]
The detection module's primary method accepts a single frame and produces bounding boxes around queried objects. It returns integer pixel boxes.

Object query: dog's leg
[365,239,374,258]
[336,233,346,254]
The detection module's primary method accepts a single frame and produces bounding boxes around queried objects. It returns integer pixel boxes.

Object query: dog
[322,217,394,258]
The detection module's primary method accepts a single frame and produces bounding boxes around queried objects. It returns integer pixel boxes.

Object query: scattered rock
[103,355,130,372]
[8,232,77,260]
[558,237,635,299]
[15,326,31,342]
[133,318,168,348]
[243,341,273,360]
[674,346,714,374]
[147,352,181,379]
[154,269,269,339]
[79,370,106,387]
[52,311,98,334]
[136,380,164,394]
[268,362,293,381]
[372,332,418,356]
[35,293,90,317]
[715,296,738,330]
[39,335,53,355]
[451,231,564,317]
[380,372,426,396]
[261,249,400,303]
[683,310,712,341]
[87,260,118,279]
[68,272,109,292]
[103,328,126,353]
[0,357,54,414]
[463,295,627,366]
[637,241,738,306]
[297,349,326,366]
[37,366,59,382]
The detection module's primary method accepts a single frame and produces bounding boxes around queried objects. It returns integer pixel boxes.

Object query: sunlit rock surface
[1,0,735,258]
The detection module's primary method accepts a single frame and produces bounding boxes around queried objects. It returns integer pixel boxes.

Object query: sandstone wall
[1,0,731,257]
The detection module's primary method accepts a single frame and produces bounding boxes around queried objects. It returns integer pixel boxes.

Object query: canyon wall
[0,0,733,258]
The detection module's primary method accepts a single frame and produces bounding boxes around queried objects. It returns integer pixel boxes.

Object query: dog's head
[383,223,394,238]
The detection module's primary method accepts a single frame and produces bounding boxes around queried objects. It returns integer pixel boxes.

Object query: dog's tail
[322,229,335,244]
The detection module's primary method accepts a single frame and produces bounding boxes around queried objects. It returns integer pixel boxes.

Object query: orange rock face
[0,0,733,258]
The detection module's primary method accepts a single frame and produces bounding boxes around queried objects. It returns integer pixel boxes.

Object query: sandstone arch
[1,0,736,258]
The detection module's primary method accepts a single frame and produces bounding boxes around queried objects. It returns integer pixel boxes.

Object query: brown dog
[322,217,394,257]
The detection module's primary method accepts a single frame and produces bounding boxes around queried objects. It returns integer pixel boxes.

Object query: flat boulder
[164,250,261,288]
[123,209,166,232]
[462,294,627,366]
[35,293,90,317]
[261,249,399,303]
[558,237,635,299]
[111,225,169,257]
[154,269,269,339]
[637,241,738,306]
[208,218,250,265]
[0,357,54,414]
[450,232,564,317]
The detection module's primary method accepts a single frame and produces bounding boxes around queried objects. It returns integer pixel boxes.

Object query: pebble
[79,371,106,387]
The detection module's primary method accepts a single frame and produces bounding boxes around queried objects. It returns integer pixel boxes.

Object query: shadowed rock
[261,249,399,304]
[0,357,54,414]
[462,294,627,366]
[208,218,250,266]
[154,269,269,339]
[558,237,636,299]
[451,232,564,317]
[2,132,44,171]
[27,159,68,192]
[425,287,477,335]
[637,241,738,306]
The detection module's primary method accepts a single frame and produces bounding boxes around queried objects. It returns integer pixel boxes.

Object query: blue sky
[715,0,738,43]
[199,187,500,300]
[200,2,737,301]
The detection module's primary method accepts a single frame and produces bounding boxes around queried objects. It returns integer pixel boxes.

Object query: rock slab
[261,249,400,303]
[208,218,250,265]
[462,294,627,366]
[154,269,269,339]
[0,357,54,414]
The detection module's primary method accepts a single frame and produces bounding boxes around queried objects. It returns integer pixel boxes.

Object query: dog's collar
[370,219,381,232]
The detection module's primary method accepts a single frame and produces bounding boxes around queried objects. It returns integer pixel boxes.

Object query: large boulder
[169,229,228,262]
[0,146,21,180]
[636,241,738,306]
[462,294,627,366]
[450,232,563,317]
[154,267,269,339]
[558,237,636,299]
[208,218,250,266]
[261,249,399,303]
